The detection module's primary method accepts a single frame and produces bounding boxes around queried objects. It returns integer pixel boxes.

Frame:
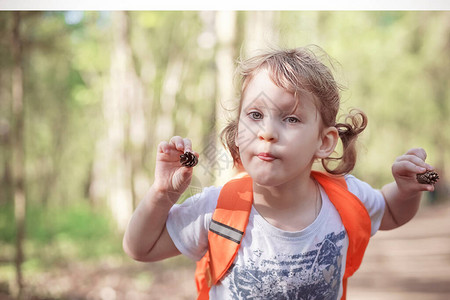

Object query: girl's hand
[392,148,435,195]
[153,136,199,202]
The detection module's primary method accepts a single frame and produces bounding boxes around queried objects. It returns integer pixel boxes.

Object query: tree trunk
[243,11,279,56]
[11,11,26,300]
[213,11,238,186]
[0,70,12,205]
[90,11,147,231]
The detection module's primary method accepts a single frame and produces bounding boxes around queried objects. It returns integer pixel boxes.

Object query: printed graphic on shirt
[225,230,346,300]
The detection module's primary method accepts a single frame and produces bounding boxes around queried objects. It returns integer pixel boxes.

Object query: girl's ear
[315,126,339,159]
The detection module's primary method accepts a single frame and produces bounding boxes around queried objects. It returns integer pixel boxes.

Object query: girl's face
[235,69,334,187]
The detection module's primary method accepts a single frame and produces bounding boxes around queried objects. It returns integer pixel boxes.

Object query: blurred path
[348,201,450,300]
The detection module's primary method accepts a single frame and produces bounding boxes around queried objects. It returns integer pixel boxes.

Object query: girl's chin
[249,172,283,187]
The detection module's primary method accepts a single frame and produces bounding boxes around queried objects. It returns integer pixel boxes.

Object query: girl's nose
[258,121,278,142]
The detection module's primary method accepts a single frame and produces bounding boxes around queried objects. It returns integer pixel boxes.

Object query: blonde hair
[221,46,367,175]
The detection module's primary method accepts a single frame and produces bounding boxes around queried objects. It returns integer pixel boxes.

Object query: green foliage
[0,202,122,288]
[0,203,15,243]
[0,201,121,258]
[27,204,108,243]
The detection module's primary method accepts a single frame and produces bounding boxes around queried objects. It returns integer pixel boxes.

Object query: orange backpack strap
[311,171,371,299]
[195,175,253,300]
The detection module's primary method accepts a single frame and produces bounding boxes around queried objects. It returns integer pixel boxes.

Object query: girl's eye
[249,111,263,120]
[285,116,300,123]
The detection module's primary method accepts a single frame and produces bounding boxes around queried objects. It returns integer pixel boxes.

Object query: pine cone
[180,152,198,167]
[416,171,439,185]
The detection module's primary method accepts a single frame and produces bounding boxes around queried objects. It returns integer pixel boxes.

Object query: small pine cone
[180,152,198,168]
[416,171,439,185]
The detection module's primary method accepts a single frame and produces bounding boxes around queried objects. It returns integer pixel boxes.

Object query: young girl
[123,47,435,299]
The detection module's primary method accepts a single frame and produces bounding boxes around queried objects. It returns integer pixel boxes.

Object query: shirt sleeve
[166,186,221,261]
[345,175,386,236]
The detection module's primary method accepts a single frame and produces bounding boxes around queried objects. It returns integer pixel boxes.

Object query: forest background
[0,11,449,299]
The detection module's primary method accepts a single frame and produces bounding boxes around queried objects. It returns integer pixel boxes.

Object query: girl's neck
[252,173,312,207]
[252,173,321,231]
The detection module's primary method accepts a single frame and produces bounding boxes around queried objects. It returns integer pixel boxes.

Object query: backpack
[195,171,371,300]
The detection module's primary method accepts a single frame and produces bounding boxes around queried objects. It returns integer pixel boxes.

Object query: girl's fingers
[169,136,185,152]
[169,136,195,154]
[183,138,193,153]
[158,140,180,155]
[395,154,433,171]
[159,136,197,160]
[158,141,170,154]
[393,160,425,175]
[405,147,427,161]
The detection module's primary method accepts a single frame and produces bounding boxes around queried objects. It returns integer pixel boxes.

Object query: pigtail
[322,109,368,175]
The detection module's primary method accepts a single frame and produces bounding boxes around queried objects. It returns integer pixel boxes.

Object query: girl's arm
[123,136,198,262]
[380,148,435,231]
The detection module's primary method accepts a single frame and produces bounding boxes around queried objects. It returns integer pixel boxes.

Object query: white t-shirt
[166,175,385,300]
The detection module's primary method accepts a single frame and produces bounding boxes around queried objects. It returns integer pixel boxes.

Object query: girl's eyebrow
[242,99,271,111]
[244,98,302,113]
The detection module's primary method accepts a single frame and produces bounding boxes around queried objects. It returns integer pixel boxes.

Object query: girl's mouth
[257,152,276,162]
